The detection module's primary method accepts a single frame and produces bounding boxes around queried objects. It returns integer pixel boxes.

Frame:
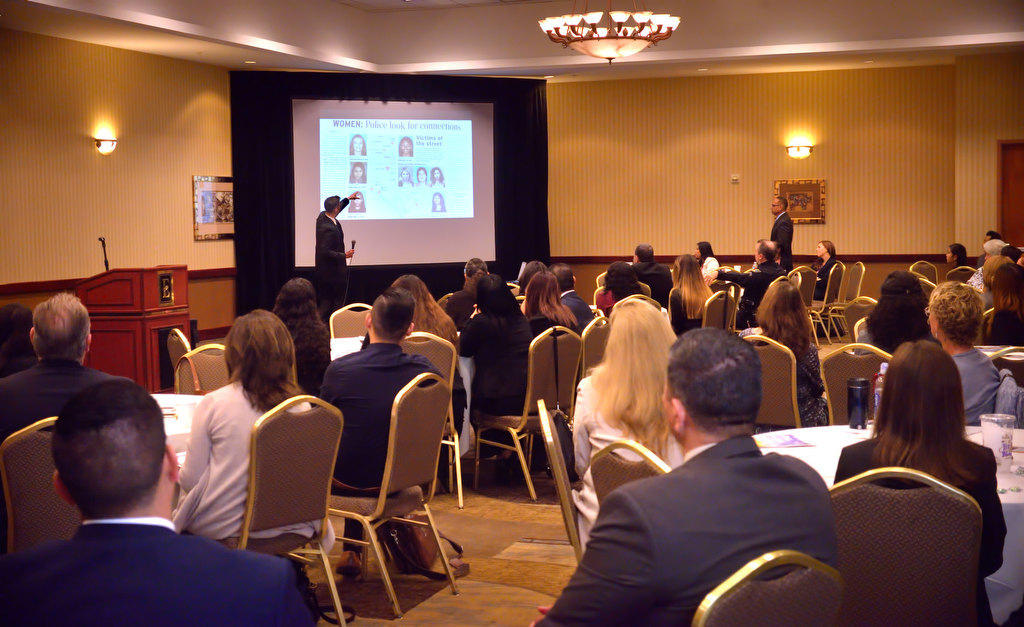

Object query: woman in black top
[985,263,1024,346]
[0,304,36,378]
[947,243,969,268]
[812,240,837,301]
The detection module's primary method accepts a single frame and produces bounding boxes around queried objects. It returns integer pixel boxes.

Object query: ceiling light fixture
[539,1,680,62]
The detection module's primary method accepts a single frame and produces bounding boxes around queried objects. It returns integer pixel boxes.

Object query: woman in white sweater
[174,310,334,549]
[572,299,684,548]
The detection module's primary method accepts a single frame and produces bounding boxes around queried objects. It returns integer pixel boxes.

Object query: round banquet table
[757,425,1024,623]
[152,393,203,460]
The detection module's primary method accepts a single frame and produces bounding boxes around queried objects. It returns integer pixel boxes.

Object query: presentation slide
[293,100,495,267]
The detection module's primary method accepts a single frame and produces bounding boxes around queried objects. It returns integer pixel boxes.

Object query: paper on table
[754,433,813,448]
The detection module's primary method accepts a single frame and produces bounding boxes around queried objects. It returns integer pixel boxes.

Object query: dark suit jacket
[540,436,838,627]
[560,290,594,330]
[445,288,476,332]
[633,262,673,308]
[320,343,437,488]
[314,204,350,289]
[813,256,836,301]
[0,523,312,626]
[716,261,787,328]
[835,438,1006,626]
[771,211,794,271]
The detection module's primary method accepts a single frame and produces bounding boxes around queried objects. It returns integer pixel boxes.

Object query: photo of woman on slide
[399,137,414,157]
[349,194,366,213]
[349,135,366,156]
[431,192,446,213]
[349,162,366,184]
[416,167,428,187]
[430,167,445,188]
[398,168,414,187]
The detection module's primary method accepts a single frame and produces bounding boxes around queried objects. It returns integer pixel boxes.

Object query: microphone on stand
[98,237,109,271]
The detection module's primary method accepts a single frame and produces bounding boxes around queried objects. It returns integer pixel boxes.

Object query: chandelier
[539,1,681,62]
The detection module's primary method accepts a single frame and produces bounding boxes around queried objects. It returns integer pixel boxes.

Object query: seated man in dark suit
[550,263,594,331]
[445,257,488,331]
[535,328,837,627]
[320,287,438,572]
[632,244,673,308]
[0,292,126,553]
[0,380,312,626]
[709,239,787,329]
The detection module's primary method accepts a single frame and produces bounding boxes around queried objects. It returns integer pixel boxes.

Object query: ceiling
[1,0,1022,81]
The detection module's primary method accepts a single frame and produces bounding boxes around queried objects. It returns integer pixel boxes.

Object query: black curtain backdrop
[230,71,549,314]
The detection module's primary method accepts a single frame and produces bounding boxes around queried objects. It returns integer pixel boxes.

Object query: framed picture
[774,179,826,224]
[193,175,234,240]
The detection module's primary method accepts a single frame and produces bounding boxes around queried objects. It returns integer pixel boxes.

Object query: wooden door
[1000,141,1024,246]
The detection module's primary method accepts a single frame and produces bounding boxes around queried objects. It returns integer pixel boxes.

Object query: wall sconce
[786,145,813,159]
[94,137,117,155]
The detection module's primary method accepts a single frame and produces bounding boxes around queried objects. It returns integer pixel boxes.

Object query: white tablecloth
[759,425,1024,623]
[152,393,202,456]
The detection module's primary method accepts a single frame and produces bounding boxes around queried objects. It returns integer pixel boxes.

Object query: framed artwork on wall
[774,179,825,224]
[193,175,234,240]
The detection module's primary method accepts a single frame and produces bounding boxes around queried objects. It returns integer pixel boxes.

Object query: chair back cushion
[821,345,888,425]
[0,420,80,552]
[174,345,228,394]
[910,260,938,284]
[702,291,729,330]
[591,443,667,505]
[581,317,610,375]
[699,560,842,627]
[824,263,845,305]
[167,329,190,372]
[526,327,582,415]
[746,337,800,428]
[382,374,451,495]
[400,333,457,383]
[843,299,876,338]
[247,400,342,532]
[831,473,981,626]
[330,304,371,339]
[539,400,582,562]
[947,266,977,283]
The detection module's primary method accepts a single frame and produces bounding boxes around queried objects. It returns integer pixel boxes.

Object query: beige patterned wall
[548,66,957,259]
[954,52,1024,251]
[0,29,233,285]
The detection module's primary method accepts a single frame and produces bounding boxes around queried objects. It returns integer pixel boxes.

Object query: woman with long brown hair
[522,270,578,336]
[175,310,333,548]
[390,274,458,348]
[668,254,711,335]
[811,240,837,301]
[985,263,1024,345]
[834,340,1005,626]
[743,280,827,427]
[572,299,682,546]
[272,278,330,396]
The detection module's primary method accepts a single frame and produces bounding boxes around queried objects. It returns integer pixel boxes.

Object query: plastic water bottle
[872,362,888,422]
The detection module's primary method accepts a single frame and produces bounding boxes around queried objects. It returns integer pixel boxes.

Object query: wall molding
[553,254,946,265]
[0,267,236,296]
[197,326,231,342]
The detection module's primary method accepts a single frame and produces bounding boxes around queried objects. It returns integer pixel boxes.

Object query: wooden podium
[77,266,190,392]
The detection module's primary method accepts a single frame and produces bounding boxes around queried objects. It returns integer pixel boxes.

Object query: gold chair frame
[400,332,463,509]
[946,265,977,283]
[827,261,866,337]
[473,326,582,501]
[538,399,582,564]
[613,293,660,310]
[436,292,453,310]
[841,296,876,342]
[173,343,228,394]
[809,262,844,344]
[692,550,842,627]
[1,417,81,552]
[788,266,817,309]
[506,282,520,296]
[234,396,346,625]
[743,335,801,428]
[329,303,371,339]
[852,317,868,342]
[909,260,938,285]
[328,373,457,618]
[580,316,610,378]
[918,277,936,299]
[820,343,891,426]
[702,290,737,332]
[590,439,669,506]
[595,271,607,289]
[167,327,191,371]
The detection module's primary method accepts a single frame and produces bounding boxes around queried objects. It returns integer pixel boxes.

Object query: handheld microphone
[98,237,109,271]
[351,240,356,250]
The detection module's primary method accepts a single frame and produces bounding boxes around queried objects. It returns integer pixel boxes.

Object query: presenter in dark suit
[536,329,837,627]
[316,193,359,321]
[770,195,794,271]
[0,380,312,626]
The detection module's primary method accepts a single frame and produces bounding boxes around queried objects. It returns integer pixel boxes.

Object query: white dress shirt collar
[82,517,176,532]
[682,442,717,465]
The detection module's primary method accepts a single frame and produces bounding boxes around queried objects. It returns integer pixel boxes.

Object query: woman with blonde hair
[743,281,827,427]
[175,310,333,548]
[572,299,682,547]
[668,254,712,335]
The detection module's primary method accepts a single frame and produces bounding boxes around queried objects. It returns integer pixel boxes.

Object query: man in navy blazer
[0,380,313,627]
[770,195,794,271]
[535,329,837,626]
[316,193,359,321]
[551,263,594,330]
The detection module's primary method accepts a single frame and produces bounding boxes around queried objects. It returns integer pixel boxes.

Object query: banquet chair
[852,318,868,342]
[909,260,938,284]
[506,282,520,297]
[692,550,842,627]
[702,290,737,332]
[841,297,876,342]
[768,275,789,289]
[810,262,844,344]
[595,271,606,289]
[820,343,891,425]
[0,417,80,552]
[174,343,228,395]
[225,396,346,625]
[947,265,977,283]
[827,261,866,336]
[329,373,457,618]
[436,292,453,310]
[613,293,660,311]
[473,326,582,501]
[918,277,936,299]
[830,467,981,627]
[788,266,816,308]
[580,316,610,377]
[330,303,371,339]
[990,346,1024,386]
[743,336,801,429]
[592,286,606,308]
[590,439,669,506]
[400,332,463,509]
[167,328,191,372]
[637,281,652,297]
[538,399,582,565]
